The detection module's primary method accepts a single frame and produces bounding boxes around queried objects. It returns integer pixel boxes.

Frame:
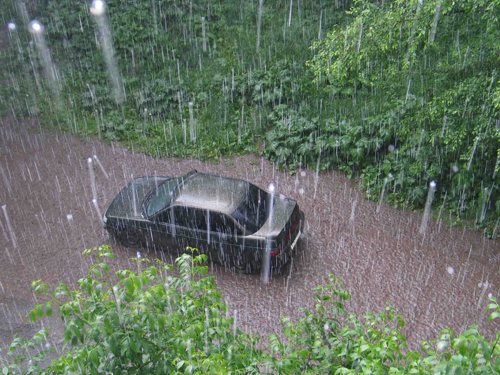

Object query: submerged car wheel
[233,260,251,275]
[217,247,254,275]
[117,231,141,248]
[232,256,258,275]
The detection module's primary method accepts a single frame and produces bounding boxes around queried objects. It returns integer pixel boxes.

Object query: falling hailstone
[446,266,455,275]
[66,214,73,221]
[388,144,395,153]
[300,171,306,177]
[452,165,459,173]
[261,183,275,284]
[90,0,125,105]
[137,251,142,259]
[8,22,16,31]
[419,181,437,235]
[299,188,305,196]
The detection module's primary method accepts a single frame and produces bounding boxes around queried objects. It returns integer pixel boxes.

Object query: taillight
[270,247,282,256]
[271,214,300,256]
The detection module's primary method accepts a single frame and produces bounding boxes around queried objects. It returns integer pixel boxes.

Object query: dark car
[103,170,304,273]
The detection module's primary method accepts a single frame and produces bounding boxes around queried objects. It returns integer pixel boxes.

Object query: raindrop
[419,181,437,235]
[1,205,17,248]
[93,155,109,179]
[87,157,98,201]
[90,0,124,105]
[92,198,102,221]
[30,20,42,33]
[262,183,275,283]
[233,309,238,336]
[90,0,105,16]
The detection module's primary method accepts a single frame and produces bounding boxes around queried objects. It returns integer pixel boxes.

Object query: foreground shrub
[1,245,499,374]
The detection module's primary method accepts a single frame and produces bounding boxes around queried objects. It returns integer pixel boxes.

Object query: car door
[208,211,244,265]
[149,206,181,253]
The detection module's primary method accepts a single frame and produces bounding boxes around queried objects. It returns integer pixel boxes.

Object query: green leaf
[489,312,500,321]
[29,310,37,323]
[71,324,83,343]
[482,341,492,360]
[459,339,467,356]
[125,278,135,294]
[36,304,44,317]
[45,301,52,317]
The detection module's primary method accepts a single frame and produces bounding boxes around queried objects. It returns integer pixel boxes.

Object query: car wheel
[117,231,141,248]
[232,257,256,275]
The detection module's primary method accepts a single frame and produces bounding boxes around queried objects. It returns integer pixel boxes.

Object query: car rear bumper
[271,210,304,270]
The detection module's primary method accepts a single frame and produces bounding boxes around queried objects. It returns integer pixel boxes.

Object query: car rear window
[230,184,269,234]
[146,178,181,217]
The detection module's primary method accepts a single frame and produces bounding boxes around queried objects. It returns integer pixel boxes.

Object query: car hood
[252,196,297,237]
[105,176,170,219]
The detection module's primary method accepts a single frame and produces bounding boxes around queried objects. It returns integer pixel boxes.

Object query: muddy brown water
[0,116,499,358]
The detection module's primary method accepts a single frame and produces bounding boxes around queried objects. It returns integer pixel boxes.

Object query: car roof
[173,173,249,215]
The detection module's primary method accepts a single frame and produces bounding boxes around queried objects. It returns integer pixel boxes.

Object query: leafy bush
[305,0,500,227]
[1,246,499,374]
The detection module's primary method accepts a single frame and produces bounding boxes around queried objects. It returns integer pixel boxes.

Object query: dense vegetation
[1,246,499,374]
[1,0,499,230]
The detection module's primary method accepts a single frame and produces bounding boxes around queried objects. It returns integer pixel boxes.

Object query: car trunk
[253,196,301,254]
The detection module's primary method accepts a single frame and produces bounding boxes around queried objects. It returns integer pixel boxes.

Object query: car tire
[233,259,253,275]
[117,231,141,248]
[217,247,254,275]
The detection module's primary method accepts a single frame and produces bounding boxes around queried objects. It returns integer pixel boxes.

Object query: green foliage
[2,245,263,374]
[1,246,499,374]
[305,0,499,226]
[2,0,499,227]
[1,0,345,161]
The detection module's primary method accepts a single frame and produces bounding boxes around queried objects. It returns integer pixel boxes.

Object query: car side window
[209,212,236,233]
[168,206,207,230]
[155,206,189,227]
[192,209,207,231]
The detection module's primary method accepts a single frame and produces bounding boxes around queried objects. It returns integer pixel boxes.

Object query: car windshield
[231,184,269,234]
[146,178,181,217]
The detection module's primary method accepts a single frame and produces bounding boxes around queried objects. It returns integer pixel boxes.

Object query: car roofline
[142,170,198,219]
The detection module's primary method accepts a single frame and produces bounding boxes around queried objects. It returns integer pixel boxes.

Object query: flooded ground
[0,116,499,356]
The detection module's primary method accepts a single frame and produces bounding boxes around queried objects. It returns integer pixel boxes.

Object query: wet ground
[0,116,499,358]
